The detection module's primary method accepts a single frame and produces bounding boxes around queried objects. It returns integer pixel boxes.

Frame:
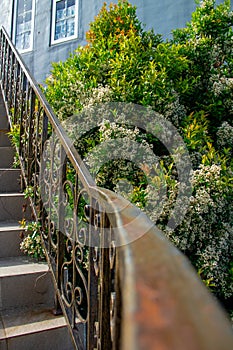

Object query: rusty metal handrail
[0,26,233,350]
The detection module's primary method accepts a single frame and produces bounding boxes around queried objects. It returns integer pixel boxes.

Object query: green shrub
[45,0,190,118]
[172,0,233,134]
[45,0,233,308]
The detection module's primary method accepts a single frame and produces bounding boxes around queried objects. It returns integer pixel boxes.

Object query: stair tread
[0,221,22,231]
[0,257,49,278]
[0,308,67,339]
[0,168,20,171]
[0,193,24,197]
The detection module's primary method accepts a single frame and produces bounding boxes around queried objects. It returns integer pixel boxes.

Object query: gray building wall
[0,0,231,83]
[80,0,197,39]
[19,0,86,83]
[1,1,14,35]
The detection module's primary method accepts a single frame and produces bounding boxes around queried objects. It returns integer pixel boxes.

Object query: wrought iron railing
[0,26,233,350]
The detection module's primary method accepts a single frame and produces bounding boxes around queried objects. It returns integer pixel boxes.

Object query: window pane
[16,33,24,50]
[56,0,65,11]
[24,31,31,49]
[56,9,65,20]
[16,30,31,50]
[17,14,24,25]
[17,21,30,33]
[67,18,74,36]
[18,0,32,14]
[55,20,67,40]
[24,12,32,22]
[67,5,75,17]
[67,0,75,7]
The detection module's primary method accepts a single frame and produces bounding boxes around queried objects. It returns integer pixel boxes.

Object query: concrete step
[0,222,24,258]
[0,147,15,168]
[0,193,31,222]
[0,308,74,350]
[0,169,21,193]
[0,131,11,147]
[0,256,54,312]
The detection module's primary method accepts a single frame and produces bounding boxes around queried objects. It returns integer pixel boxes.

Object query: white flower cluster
[191,163,221,188]
[217,121,233,149]
[20,233,45,260]
[99,119,140,141]
[20,221,45,260]
[82,85,113,110]
[164,94,186,127]
[212,75,233,97]
[154,163,233,298]
[85,119,156,196]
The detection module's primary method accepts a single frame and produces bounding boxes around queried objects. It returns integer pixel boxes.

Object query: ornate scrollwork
[0,28,118,350]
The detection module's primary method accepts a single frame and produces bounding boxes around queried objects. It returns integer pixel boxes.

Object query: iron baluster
[12,61,20,124]
[55,145,66,315]
[98,214,112,350]
[27,88,36,182]
[87,204,99,350]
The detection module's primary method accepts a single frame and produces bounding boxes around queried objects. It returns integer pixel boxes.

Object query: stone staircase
[0,94,74,349]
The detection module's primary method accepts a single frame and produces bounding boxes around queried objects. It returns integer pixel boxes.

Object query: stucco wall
[80,0,197,39]
[21,0,86,83]
[1,0,14,35]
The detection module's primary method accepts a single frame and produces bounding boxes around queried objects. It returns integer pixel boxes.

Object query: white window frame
[13,0,35,53]
[51,0,78,45]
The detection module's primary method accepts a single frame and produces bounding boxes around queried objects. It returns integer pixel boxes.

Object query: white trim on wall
[51,0,78,45]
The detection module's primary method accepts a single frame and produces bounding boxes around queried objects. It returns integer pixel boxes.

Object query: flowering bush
[20,220,45,260]
[45,0,233,311]
[172,0,233,133]
[45,1,189,119]
[156,162,233,299]
[217,121,233,150]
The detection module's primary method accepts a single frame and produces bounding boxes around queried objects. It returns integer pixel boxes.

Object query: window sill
[50,34,78,46]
